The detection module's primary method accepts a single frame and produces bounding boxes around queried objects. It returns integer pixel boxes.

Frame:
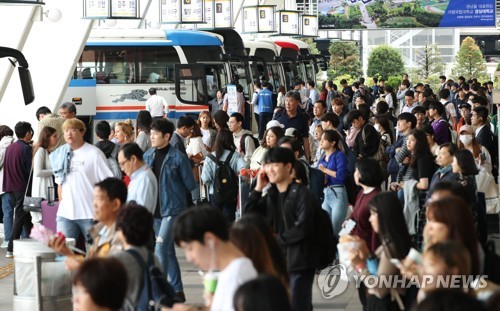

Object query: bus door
[200,61,229,100]
[174,64,209,119]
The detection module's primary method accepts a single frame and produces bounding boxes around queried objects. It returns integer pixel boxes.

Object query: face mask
[374,124,381,132]
[460,134,473,145]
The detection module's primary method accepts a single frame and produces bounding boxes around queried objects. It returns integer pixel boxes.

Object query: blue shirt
[317,150,348,186]
[274,110,309,138]
[127,164,158,214]
[257,88,274,113]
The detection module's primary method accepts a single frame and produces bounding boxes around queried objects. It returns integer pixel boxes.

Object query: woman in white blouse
[187,123,209,204]
[31,126,58,223]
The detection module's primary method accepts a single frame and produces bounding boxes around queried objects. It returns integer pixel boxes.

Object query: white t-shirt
[186,137,208,157]
[57,143,113,220]
[210,257,257,311]
[146,94,168,117]
[201,128,212,148]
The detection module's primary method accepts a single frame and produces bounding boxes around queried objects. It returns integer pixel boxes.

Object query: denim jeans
[154,216,183,292]
[56,216,94,244]
[322,186,348,236]
[1,193,13,242]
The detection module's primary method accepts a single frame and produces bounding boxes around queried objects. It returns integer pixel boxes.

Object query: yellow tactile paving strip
[0,263,14,279]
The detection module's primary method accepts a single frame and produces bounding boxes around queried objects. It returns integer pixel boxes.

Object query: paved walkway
[0,238,363,310]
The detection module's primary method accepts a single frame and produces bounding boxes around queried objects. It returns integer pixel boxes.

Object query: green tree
[367,45,405,79]
[415,44,445,81]
[451,36,488,80]
[300,38,320,54]
[328,41,362,80]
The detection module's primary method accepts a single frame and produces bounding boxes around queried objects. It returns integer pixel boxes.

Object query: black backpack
[240,133,259,155]
[126,249,177,310]
[285,183,337,270]
[207,151,239,205]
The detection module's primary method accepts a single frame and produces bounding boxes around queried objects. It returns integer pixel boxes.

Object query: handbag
[23,164,44,213]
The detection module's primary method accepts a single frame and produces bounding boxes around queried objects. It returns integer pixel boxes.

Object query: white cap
[285,127,298,137]
[266,120,285,130]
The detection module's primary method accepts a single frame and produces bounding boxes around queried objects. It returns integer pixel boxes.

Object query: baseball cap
[266,120,285,130]
[459,103,471,110]
[285,127,298,138]
[459,124,474,134]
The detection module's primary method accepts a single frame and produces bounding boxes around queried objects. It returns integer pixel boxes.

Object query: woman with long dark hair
[317,130,349,236]
[452,149,479,224]
[31,126,58,223]
[406,129,437,249]
[347,192,412,310]
[201,128,247,222]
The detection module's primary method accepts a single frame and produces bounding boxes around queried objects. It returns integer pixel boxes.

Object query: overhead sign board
[318,0,495,29]
[277,10,299,35]
[302,15,318,37]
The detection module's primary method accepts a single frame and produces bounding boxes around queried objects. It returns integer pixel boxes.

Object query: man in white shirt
[401,90,418,114]
[53,118,113,242]
[228,113,256,166]
[146,87,169,119]
[172,206,257,311]
[118,143,158,214]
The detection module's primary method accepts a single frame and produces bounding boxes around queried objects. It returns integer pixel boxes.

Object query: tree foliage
[367,45,405,79]
[328,42,362,80]
[451,36,488,80]
[300,38,320,54]
[415,44,445,81]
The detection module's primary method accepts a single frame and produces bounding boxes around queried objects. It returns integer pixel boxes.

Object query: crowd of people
[0,74,499,311]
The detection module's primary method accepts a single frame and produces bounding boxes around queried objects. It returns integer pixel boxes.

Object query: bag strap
[225,150,234,164]
[207,153,219,166]
[127,249,153,306]
[25,158,35,197]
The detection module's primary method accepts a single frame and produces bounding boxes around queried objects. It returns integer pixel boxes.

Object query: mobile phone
[390,258,401,267]
[480,153,486,161]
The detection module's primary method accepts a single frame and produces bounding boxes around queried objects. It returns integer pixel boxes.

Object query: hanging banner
[181,0,204,23]
[214,0,232,28]
[84,0,109,18]
[318,0,495,29]
[110,0,138,18]
[277,10,299,35]
[160,0,181,23]
[302,15,318,37]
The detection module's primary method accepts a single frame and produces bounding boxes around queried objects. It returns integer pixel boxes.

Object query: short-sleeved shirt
[274,110,309,138]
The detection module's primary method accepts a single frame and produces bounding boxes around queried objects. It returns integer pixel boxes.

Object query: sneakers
[0,241,8,249]
[5,251,13,258]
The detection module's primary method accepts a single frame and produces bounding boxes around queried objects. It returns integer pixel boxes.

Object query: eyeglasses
[118,159,129,167]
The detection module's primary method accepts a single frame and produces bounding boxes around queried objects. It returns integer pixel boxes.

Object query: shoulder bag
[23,163,44,213]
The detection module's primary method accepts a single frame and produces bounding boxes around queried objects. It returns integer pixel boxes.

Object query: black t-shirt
[411,153,437,182]
[153,145,170,217]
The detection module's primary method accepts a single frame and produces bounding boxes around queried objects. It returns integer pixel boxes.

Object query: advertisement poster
[318,0,495,30]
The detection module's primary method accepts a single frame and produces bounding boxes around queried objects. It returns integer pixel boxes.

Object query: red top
[350,188,381,254]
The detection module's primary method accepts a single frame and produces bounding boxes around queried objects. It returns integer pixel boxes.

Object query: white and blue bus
[64,29,238,136]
